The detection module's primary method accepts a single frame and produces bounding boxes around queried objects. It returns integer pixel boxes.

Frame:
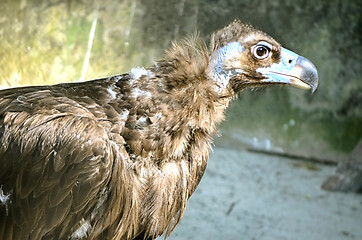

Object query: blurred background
[0,0,361,167]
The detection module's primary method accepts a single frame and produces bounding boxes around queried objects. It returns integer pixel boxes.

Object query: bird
[0,19,318,240]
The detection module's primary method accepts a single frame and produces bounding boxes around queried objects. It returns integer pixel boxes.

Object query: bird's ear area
[208,41,245,73]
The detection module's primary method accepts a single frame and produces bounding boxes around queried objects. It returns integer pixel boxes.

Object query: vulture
[0,20,318,240]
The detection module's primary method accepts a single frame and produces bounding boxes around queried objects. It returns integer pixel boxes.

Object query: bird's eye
[253,44,271,60]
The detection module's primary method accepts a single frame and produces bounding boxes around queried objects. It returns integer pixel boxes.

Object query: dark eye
[253,44,271,59]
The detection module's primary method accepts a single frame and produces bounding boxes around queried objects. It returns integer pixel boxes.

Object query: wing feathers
[45,194,72,232]
[0,91,116,239]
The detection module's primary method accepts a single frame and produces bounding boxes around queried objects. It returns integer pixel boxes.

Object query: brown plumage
[0,20,318,239]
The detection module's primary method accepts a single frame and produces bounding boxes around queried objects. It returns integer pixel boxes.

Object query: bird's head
[207,20,318,94]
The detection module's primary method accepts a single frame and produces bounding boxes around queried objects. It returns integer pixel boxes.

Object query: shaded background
[1,0,361,162]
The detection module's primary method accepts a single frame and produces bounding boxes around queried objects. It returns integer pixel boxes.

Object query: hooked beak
[258,48,319,93]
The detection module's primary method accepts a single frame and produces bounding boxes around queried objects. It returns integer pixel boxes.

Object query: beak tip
[297,56,319,94]
[311,82,318,94]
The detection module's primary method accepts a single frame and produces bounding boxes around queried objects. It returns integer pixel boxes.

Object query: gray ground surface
[163,147,362,240]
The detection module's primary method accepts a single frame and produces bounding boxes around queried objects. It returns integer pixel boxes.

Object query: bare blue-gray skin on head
[0,20,318,240]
